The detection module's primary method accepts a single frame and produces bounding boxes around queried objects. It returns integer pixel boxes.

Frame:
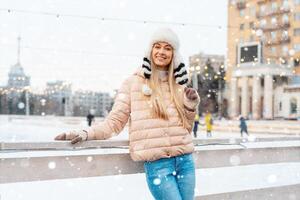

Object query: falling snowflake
[17,102,25,109]
[177,175,184,179]
[86,156,93,162]
[48,161,56,169]
[153,178,161,185]
[68,162,74,167]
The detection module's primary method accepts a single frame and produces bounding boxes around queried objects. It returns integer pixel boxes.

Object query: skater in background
[193,114,200,138]
[205,111,213,137]
[239,116,249,137]
[86,110,95,127]
[55,28,200,200]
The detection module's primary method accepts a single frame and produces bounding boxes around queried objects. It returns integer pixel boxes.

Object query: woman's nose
[158,48,166,54]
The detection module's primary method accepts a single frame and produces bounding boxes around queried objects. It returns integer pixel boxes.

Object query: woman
[55,28,200,200]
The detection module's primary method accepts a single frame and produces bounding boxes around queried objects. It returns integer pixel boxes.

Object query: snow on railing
[1,137,300,151]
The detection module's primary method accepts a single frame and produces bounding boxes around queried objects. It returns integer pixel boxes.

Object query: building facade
[227,0,300,119]
[72,91,112,117]
[44,80,72,116]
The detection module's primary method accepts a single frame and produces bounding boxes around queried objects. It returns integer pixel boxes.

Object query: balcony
[257,0,280,4]
[256,8,290,19]
[265,36,291,46]
[257,0,266,4]
[259,22,290,32]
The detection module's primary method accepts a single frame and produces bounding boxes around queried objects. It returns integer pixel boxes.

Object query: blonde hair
[148,58,189,129]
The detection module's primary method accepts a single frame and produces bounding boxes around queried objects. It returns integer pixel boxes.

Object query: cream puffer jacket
[86,69,200,162]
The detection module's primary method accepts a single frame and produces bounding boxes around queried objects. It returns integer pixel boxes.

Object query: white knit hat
[142,28,189,85]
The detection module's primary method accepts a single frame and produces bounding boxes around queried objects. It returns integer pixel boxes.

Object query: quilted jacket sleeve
[183,88,200,132]
[86,77,131,140]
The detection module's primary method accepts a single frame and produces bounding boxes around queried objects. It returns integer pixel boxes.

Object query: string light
[1,43,143,58]
[0,8,240,30]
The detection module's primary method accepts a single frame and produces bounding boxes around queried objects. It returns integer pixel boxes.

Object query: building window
[294,58,300,66]
[260,19,267,28]
[295,13,300,21]
[271,2,278,12]
[249,35,254,42]
[260,5,266,14]
[250,6,256,17]
[290,98,298,114]
[282,0,289,10]
[282,45,289,54]
[271,31,277,40]
[271,47,276,54]
[294,28,300,36]
[282,30,289,39]
[240,9,245,17]
[282,14,289,24]
[281,58,287,64]
[249,22,254,29]
[294,43,300,52]
[240,23,245,30]
[271,17,277,26]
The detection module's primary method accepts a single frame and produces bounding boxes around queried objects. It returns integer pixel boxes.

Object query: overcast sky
[0,0,228,94]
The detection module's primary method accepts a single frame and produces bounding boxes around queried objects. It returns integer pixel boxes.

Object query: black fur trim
[174,63,185,73]
[178,79,188,85]
[174,70,187,79]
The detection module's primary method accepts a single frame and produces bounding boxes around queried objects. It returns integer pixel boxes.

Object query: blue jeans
[144,153,196,200]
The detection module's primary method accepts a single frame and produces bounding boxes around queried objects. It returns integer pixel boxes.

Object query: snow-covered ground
[0,163,299,200]
[0,115,296,142]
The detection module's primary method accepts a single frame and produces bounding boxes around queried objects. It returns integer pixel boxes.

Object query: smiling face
[151,42,173,70]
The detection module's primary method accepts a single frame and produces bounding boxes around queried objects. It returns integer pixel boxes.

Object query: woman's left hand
[184,87,198,101]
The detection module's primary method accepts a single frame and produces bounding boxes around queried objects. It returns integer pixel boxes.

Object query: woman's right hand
[54,130,88,144]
